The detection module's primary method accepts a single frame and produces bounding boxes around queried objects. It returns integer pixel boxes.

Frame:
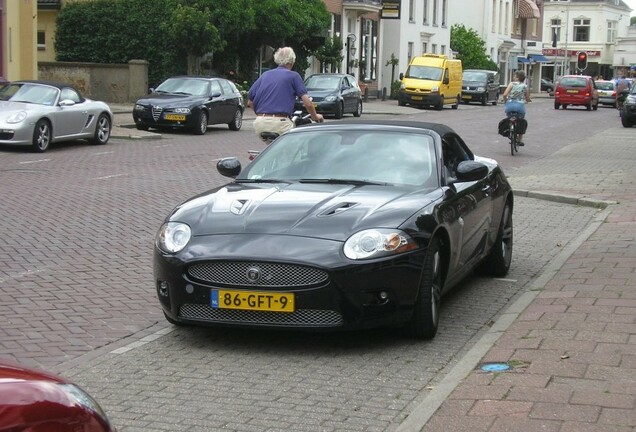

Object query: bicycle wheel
[509,122,517,155]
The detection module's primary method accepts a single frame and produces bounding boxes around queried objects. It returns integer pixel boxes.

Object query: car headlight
[172,108,191,114]
[156,222,191,253]
[400,83,405,90]
[626,95,636,104]
[430,86,440,93]
[477,87,485,92]
[58,384,112,427]
[325,95,337,102]
[343,229,418,260]
[134,104,146,111]
[6,111,27,124]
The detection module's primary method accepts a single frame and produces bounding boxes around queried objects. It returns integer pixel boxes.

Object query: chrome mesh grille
[152,106,162,121]
[187,262,328,287]
[179,304,343,327]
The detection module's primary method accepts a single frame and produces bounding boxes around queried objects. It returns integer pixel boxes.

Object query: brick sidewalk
[409,125,636,431]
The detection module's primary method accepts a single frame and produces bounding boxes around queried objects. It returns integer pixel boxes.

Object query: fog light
[158,281,169,297]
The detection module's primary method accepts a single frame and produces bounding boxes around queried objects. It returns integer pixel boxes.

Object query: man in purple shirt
[247,47,323,142]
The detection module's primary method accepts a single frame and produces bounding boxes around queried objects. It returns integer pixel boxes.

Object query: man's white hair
[274,47,296,66]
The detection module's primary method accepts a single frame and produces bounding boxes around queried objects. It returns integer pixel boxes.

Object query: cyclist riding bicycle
[502,70,531,146]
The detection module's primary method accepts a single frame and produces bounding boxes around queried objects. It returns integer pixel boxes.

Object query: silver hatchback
[596,80,617,107]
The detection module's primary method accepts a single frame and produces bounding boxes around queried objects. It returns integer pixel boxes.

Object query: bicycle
[507,111,521,156]
[248,111,313,160]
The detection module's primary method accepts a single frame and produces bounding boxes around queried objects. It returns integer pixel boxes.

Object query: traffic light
[577,51,588,71]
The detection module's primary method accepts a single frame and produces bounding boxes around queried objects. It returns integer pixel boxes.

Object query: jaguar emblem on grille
[246,267,262,282]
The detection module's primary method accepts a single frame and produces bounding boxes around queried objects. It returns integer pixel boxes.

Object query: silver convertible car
[0,80,113,152]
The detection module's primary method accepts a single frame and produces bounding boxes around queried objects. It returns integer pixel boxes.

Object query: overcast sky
[624,0,636,16]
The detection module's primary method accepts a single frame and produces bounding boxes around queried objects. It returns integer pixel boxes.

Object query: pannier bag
[498,117,528,137]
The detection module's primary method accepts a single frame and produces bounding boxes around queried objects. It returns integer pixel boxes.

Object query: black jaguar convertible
[153,121,513,339]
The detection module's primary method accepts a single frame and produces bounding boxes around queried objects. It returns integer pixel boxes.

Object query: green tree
[450,24,498,71]
[315,37,344,73]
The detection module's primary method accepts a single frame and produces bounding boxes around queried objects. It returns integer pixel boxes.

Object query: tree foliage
[55,0,330,85]
[450,24,498,71]
[315,37,344,73]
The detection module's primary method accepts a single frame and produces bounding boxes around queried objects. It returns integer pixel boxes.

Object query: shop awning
[517,0,541,19]
[528,54,550,63]
[517,57,531,63]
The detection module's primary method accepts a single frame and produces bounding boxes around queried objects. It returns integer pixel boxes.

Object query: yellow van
[398,54,463,110]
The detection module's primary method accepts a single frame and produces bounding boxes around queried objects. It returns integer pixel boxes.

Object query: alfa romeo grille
[179,304,343,327]
[188,262,328,287]
[152,106,163,121]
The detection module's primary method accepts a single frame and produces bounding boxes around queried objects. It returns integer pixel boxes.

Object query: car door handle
[482,185,491,196]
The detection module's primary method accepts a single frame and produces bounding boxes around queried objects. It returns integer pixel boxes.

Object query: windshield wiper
[235,178,292,184]
[170,91,191,95]
[299,178,387,186]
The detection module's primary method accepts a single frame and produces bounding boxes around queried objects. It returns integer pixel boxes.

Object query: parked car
[153,120,513,340]
[541,78,554,95]
[619,83,636,127]
[294,73,362,119]
[132,76,244,134]
[554,75,599,110]
[0,358,117,431]
[596,80,618,106]
[0,80,112,153]
[461,69,499,105]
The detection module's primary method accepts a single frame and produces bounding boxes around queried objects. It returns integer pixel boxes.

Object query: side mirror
[443,77,450,85]
[217,157,241,178]
[59,99,76,107]
[211,91,222,98]
[149,88,155,94]
[399,72,404,80]
[453,161,488,183]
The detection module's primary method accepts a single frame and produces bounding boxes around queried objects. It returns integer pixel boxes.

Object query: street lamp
[346,33,356,75]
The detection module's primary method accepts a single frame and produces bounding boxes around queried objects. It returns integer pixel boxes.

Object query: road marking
[110,327,175,354]
[94,151,114,155]
[19,159,50,164]
[494,278,517,282]
[92,173,127,180]
[0,267,51,283]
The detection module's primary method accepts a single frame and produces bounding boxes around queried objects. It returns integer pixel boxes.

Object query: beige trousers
[254,116,294,143]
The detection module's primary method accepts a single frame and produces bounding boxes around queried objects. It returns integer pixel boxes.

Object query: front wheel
[407,237,442,340]
[31,119,52,153]
[89,113,111,145]
[452,95,460,109]
[193,110,208,135]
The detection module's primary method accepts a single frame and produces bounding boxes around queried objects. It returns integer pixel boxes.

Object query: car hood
[462,80,486,85]
[0,100,40,113]
[136,93,208,107]
[168,182,439,241]
[307,89,339,98]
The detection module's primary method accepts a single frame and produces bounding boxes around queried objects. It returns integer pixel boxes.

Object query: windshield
[0,83,59,105]
[405,66,443,81]
[305,75,341,91]
[559,77,588,88]
[155,78,209,96]
[239,130,438,187]
[463,71,487,82]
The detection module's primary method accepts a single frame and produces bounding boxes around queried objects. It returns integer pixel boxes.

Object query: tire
[452,95,459,109]
[136,124,149,131]
[586,102,592,111]
[334,102,343,119]
[481,97,487,106]
[398,100,406,107]
[31,119,51,153]
[477,202,513,277]
[492,98,498,106]
[592,103,598,111]
[228,108,243,131]
[436,97,444,111]
[554,102,560,110]
[193,110,208,135]
[89,113,111,145]
[408,237,442,340]
[621,115,634,128]
[563,104,568,109]
[353,99,362,117]
[510,122,517,156]
[163,312,185,326]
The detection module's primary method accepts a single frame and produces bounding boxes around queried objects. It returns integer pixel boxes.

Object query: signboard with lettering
[542,49,601,57]
[381,1,400,19]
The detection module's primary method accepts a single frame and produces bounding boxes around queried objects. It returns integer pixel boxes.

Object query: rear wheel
[193,110,208,135]
[554,102,560,109]
[353,100,362,117]
[408,237,442,340]
[477,202,513,277]
[228,108,243,131]
[452,95,459,109]
[31,119,51,153]
[510,123,517,155]
[621,114,634,127]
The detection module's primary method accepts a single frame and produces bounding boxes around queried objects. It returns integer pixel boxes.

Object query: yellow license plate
[566,89,579,94]
[211,289,295,313]
[165,114,186,121]
[411,96,423,101]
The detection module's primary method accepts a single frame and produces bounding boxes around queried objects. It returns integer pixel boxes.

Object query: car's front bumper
[154,234,425,331]
[461,91,487,103]
[133,109,197,130]
[598,96,616,105]
[294,100,342,115]
[0,120,36,145]
[398,90,443,107]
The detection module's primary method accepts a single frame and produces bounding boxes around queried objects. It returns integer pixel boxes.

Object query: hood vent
[319,202,358,216]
